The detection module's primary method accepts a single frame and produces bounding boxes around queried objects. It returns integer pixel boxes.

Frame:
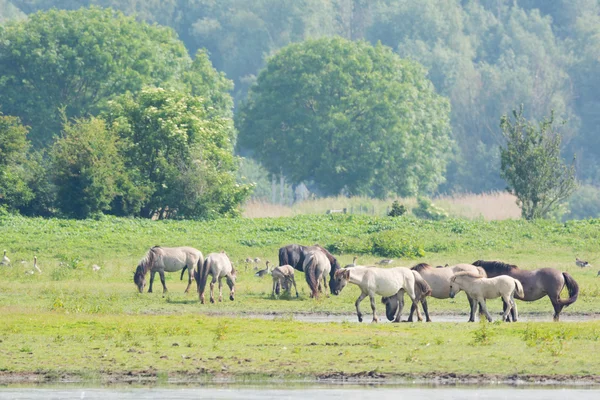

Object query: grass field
[1,213,600,383]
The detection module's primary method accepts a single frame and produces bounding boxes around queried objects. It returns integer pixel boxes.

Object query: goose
[33,256,42,273]
[255,260,271,277]
[576,258,590,268]
[1,250,10,266]
[377,259,394,265]
[352,256,358,266]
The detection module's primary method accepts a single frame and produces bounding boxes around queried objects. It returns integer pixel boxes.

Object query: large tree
[237,37,451,198]
[0,113,32,210]
[500,107,577,220]
[0,6,191,147]
[104,88,251,219]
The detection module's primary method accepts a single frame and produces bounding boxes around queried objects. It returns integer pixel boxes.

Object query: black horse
[278,244,342,296]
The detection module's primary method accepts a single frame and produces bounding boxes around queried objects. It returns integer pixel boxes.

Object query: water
[1,386,599,400]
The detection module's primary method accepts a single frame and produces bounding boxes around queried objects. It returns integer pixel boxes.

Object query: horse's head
[226,272,236,301]
[448,275,461,298]
[381,296,400,321]
[332,269,350,295]
[133,265,146,293]
[328,259,342,295]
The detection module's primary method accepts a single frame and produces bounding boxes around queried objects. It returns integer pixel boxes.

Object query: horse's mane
[138,247,160,275]
[411,263,432,272]
[472,260,519,273]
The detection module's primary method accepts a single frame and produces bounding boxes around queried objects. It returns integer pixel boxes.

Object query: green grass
[1,213,600,381]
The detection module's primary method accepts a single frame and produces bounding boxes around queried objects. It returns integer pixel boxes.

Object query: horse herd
[133,244,580,322]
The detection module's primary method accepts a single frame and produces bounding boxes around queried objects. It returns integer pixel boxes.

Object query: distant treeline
[1,1,600,218]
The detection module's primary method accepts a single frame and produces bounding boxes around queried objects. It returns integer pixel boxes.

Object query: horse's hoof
[358,316,363,323]
[426,319,432,323]
[372,319,378,323]
[230,295,234,301]
[210,298,215,304]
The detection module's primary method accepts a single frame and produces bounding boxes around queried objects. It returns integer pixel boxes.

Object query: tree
[0,113,32,210]
[237,37,451,198]
[104,88,251,219]
[500,107,577,220]
[0,7,191,147]
[49,116,128,218]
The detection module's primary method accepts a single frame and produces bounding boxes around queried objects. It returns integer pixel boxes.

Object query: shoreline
[2,371,600,386]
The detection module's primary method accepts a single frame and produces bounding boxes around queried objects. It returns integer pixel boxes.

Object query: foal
[449,272,524,322]
[271,264,298,298]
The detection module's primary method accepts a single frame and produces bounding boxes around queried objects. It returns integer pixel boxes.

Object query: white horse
[134,246,203,294]
[195,252,236,304]
[303,249,331,298]
[333,266,427,323]
[271,264,298,298]
[449,272,524,322]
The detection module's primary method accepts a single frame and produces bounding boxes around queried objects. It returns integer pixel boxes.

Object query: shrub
[388,200,407,217]
[412,197,448,220]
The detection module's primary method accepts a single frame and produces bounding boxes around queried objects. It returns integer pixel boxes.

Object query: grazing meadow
[1,212,600,382]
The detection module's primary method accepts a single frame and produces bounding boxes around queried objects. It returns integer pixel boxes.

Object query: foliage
[563,185,600,221]
[0,7,191,147]
[500,107,577,220]
[412,197,448,221]
[48,117,129,219]
[387,200,406,217]
[237,37,451,198]
[0,113,33,210]
[104,88,251,219]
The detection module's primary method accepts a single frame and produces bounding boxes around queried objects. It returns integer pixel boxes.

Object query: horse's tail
[513,279,525,299]
[180,265,187,280]
[412,271,432,299]
[304,254,319,298]
[278,247,288,267]
[195,257,210,299]
[559,272,579,307]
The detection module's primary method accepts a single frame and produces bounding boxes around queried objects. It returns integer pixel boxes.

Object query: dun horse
[333,266,430,323]
[472,260,579,321]
[279,244,342,296]
[195,252,236,304]
[271,264,298,298]
[133,246,203,294]
[449,272,524,322]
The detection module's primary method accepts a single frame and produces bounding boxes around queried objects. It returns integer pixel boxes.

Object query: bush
[412,197,448,220]
[388,200,407,217]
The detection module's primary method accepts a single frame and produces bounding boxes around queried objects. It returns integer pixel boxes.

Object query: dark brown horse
[278,244,342,296]
[472,260,579,321]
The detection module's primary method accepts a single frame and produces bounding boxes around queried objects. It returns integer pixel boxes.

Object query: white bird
[33,256,42,273]
[255,260,271,277]
[1,250,10,266]
[92,264,101,272]
[576,258,590,268]
[24,270,34,275]
[377,259,394,265]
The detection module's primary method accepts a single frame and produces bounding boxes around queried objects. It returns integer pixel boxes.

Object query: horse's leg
[148,270,156,293]
[210,276,217,303]
[407,302,417,322]
[512,297,518,322]
[467,295,477,322]
[369,294,378,323]
[551,298,564,322]
[501,295,512,322]
[393,291,405,323]
[184,265,192,293]
[355,292,367,322]
[272,279,277,298]
[158,270,167,294]
[292,276,299,298]
[479,300,493,322]
[422,298,432,322]
[323,275,329,297]
[218,277,223,302]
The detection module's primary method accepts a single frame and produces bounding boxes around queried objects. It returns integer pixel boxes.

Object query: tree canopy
[237,37,452,198]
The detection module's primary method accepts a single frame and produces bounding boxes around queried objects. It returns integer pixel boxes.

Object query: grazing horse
[271,264,298,298]
[133,246,203,294]
[449,272,524,322]
[472,260,579,321]
[388,263,487,322]
[278,244,342,296]
[332,266,424,323]
[195,252,236,304]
